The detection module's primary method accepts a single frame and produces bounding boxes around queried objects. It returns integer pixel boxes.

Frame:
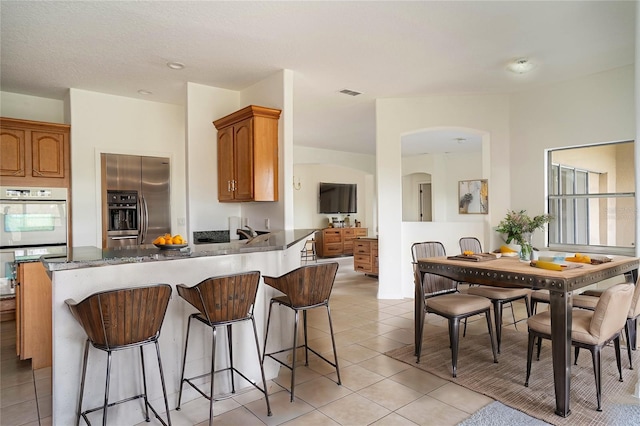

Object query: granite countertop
[42,229,316,272]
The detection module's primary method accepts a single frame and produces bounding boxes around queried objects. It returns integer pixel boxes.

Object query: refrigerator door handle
[140,195,149,244]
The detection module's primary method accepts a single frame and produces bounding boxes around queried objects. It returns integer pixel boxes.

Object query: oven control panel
[1,187,67,200]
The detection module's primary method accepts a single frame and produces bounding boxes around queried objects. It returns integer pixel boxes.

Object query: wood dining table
[415,254,639,418]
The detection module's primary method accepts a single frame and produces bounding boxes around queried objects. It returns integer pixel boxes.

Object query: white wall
[293,146,376,232]
[68,89,186,247]
[402,150,483,222]
[239,70,293,231]
[636,5,640,257]
[293,163,371,230]
[376,94,510,298]
[0,91,67,123]
[510,65,636,249]
[185,83,241,237]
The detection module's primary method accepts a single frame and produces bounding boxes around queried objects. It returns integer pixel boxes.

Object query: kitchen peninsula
[46,229,314,425]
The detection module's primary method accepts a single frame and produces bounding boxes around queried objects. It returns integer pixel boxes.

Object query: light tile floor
[0,257,533,425]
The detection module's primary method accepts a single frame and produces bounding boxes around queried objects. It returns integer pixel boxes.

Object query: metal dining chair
[525,283,634,411]
[460,237,532,353]
[412,241,498,377]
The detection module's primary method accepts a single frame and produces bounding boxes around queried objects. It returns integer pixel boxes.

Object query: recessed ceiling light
[507,58,535,74]
[137,89,153,95]
[167,61,185,70]
[339,89,362,96]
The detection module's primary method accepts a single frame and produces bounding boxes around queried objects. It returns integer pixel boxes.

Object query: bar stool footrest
[80,393,169,426]
[182,366,269,402]
[265,345,339,375]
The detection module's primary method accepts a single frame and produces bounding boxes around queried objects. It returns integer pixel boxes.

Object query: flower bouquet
[495,210,552,261]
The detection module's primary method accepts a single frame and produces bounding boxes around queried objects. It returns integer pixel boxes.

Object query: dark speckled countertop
[42,229,317,272]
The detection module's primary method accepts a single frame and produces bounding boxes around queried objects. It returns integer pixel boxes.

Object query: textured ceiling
[0,1,635,155]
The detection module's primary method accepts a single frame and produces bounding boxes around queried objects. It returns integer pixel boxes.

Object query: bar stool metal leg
[251,316,271,415]
[290,309,300,402]
[262,300,276,365]
[227,325,235,394]
[140,346,150,422]
[176,314,193,410]
[103,351,112,426]
[154,341,172,425]
[76,339,90,426]
[209,326,217,426]
[326,305,341,385]
[303,310,309,366]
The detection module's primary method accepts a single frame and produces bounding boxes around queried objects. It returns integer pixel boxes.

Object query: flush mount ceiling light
[167,61,185,70]
[507,58,535,74]
[137,89,153,95]
[339,89,362,96]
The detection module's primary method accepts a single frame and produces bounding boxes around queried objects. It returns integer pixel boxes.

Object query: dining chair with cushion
[460,237,532,353]
[525,283,634,411]
[262,262,341,402]
[65,284,173,426]
[412,241,498,377]
[571,278,640,370]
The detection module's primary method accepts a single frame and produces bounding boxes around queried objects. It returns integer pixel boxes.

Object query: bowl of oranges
[153,234,188,250]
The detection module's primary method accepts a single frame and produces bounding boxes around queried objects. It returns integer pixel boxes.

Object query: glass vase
[519,233,533,262]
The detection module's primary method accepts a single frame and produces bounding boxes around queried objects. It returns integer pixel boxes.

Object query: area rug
[457,401,551,425]
[385,328,640,425]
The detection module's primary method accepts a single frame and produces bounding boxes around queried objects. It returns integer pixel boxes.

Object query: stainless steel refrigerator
[101,154,171,248]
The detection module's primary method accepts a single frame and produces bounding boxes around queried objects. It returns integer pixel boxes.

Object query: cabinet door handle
[231,180,236,192]
[227,180,231,192]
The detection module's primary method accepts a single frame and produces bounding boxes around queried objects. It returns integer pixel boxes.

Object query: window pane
[547,141,635,254]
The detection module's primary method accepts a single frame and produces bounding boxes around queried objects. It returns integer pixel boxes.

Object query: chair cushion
[531,290,549,302]
[531,291,598,310]
[467,286,531,301]
[527,309,598,345]
[572,283,640,319]
[426,294,491,316]
[572,294,598,310]
[589,284,634,340]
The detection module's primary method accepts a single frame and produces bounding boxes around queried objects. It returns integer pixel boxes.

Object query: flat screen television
[318,182,357,214]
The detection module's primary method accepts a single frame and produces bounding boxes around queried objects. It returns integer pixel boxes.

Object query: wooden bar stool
[65,284,173,426]
[176,271,271,426]
[262,262,341,402]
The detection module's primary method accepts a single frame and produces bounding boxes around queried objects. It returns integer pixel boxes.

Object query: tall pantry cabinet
[213,105,281,202]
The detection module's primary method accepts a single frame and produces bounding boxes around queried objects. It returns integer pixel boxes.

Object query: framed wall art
[458,179,488,214]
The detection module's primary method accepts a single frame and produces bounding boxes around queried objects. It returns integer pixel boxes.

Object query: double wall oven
[0,186,68,280]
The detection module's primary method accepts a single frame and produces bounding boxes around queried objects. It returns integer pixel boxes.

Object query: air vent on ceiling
[339,89,362,96]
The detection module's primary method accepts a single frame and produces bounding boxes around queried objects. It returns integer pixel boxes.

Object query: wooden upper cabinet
[213,105,281,202]
[0,117,70,187]
[233,118,255,201]
[32,131,65,178]
[217,126,235,202]
[0,127,26,177]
